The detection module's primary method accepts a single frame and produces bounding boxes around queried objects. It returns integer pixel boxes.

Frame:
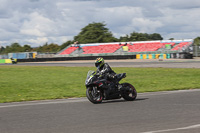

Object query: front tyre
[121,83,137,101]
[86,87,103,104]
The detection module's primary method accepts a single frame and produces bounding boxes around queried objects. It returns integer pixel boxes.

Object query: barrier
[140,54,143,59]
[136,54,140,59]
[135,54,168,59]
[146,54,149,59]
[156,54,160,59]
[17,55,137,62]
[152,54,156,59]
[0,59,5,63]
[143,54,147,59]
[0,59,17,64]
[163,54,167,59]
[149,54,152,59]
[13,52,192,62]
[5,59,12,63]
[167,54,171,59]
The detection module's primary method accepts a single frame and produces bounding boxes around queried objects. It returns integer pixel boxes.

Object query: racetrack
[0,89,200,133]
[1,58,200,133]
[2,58,200,68]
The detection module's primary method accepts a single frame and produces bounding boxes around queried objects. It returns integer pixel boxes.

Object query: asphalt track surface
[1,59,200,133]
[0,90,200,133]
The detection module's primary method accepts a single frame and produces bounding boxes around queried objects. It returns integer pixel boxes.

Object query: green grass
[0,66,200,103]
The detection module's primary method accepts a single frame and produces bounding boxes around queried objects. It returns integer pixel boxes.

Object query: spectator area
[60,46,78,55]
[58,40,193,55]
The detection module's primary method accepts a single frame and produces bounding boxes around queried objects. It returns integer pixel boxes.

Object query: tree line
[0,22,199,54]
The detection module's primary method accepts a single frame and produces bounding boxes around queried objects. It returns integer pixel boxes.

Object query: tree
[149,33,163,40]
[47,43,60,52]
[129,32,147,41]
[2,43,23,53]
[23,45,32,52]
[0,46,5,54]
[10,43,22,52]
[119,34,130,42]
[120,31,163,42]
[33,43,60,53]
[74,22,118,44]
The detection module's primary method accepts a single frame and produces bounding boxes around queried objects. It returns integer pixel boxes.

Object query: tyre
[121,83,137,101]
[86,87,103,104]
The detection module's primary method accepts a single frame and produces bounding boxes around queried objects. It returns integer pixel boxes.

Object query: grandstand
[57,39,193,57]
[1,39,194,62]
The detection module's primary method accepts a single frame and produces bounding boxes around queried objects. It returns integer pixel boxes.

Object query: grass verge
[0,66,200,103]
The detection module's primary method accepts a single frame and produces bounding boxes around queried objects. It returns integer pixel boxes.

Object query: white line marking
[0,98,88,108]
[139,89,200,97]
[0,89,199,108]
[142,124,200,133]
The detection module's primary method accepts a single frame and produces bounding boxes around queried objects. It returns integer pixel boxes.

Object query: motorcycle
[85,70,137,104]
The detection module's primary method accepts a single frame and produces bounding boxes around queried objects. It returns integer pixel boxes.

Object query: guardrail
[13,52,193,63]
[17,55,137,62]
[0,59,17,63]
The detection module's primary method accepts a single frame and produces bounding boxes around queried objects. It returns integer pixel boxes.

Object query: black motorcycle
[85,70,137,104]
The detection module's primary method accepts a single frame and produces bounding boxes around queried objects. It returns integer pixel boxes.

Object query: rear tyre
[86,87,103,104]
[121,83,137,101]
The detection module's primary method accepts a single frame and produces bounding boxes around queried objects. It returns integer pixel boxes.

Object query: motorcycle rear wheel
[86,87,103,104]
[121,83,137,101]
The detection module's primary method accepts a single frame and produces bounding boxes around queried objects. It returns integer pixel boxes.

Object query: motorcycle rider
[95,57,118,99]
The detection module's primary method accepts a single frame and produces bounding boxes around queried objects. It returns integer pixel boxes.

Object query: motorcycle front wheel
[121,83,137,101]
[86,87,103,104]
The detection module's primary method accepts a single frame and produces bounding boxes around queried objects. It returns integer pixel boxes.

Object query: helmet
[95,57,104,68]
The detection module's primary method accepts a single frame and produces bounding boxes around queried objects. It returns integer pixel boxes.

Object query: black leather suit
[96,63,116,82]
[96,63,117,99]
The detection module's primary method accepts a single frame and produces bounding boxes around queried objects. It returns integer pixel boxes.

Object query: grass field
[0,66,200,103]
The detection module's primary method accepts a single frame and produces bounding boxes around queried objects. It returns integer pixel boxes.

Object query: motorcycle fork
[93,86,98,94]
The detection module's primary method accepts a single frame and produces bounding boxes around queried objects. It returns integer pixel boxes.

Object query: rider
[95,57,118,98]
[95,57,116,82]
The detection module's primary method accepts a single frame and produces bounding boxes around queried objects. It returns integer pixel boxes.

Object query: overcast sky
[0,0,200,47]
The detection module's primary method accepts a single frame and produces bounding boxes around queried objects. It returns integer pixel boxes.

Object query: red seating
[59,47,78,55]
[128,42,165,52]
[171,42,190,51]
[127,42,178,52]
[82,44,121,54]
